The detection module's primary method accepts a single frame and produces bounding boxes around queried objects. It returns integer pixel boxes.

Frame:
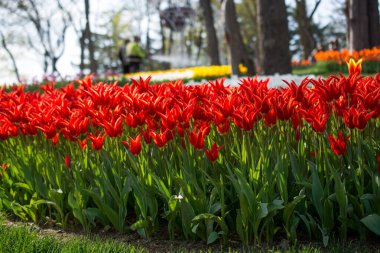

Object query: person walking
[127,36,145,73]
[118,38,130,74]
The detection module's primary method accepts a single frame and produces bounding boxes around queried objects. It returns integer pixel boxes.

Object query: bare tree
[0,30,21,82]
[256,0,291,74]
[200,0,221,65]
[0,0,70,77]
[295,0,322,59]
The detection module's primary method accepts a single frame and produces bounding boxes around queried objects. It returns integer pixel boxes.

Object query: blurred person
[118,38,130,74]
[127,36,145,73]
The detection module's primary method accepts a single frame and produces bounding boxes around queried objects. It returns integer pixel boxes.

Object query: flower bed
[0,60,379,245]
[119,64,248,82]
[314,47,380,73]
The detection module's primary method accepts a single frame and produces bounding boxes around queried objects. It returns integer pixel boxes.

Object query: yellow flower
[346,58,363,75]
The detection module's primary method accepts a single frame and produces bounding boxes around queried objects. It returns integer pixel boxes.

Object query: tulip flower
[77,138,87,150]
[65,155,71,170]
[1,163,7,171]
[347,58,362,75]
[204,143,223,162]
[189,127,206,149]
[121,135,142,156]
[88,133,106,151]
[327,131,350,156]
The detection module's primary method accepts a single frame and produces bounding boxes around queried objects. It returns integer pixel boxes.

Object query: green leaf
[283,195,305,227]
[258,203,268,219]
[361,214,380,235]
[191,223,199,234]
[13,183,32,192]
[130,219,150,231]
[192,213,217,222]
[207,231,219,245]
[312,169,323,217]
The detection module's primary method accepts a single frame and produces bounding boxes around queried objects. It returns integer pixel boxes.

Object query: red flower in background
[377,155,380,174]
[327,131,350,156]
[1,163,8,171]
[65,155,71,170]
[204,143,223,162]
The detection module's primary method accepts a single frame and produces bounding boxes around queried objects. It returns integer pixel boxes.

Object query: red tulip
[343,106,375,130]
[189,127,206,149]
[36,123,57,139]
[103,116,123,138]
[217,121,230,134]
[65,155,71,170]
[327,131,350,156]
[150,130,168,148]
[309,152,317,157]
[121,135,142,155]
[52,133,60,145]
[78,138,88,150]
[88,133,106,150]
[141,128,152,144]
[1,163,7,171]
[204,143,223,162]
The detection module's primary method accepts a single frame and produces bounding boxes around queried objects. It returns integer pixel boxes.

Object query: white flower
[174,194,184,201]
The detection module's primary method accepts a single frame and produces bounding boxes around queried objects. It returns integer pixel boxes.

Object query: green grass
[0,220,146,253]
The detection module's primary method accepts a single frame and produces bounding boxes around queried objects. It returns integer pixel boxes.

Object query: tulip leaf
[207,231,219,245]
[361,214,380,235]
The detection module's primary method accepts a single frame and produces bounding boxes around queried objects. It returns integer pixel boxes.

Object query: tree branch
[0,30,21,82]
[308,0,322,20]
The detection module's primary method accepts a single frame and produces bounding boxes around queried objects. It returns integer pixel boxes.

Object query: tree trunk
[157,5,166,55]
[256,0,291,74]
[348,0,369,51]
[200,0,221,65]
[345,0,350,46]
[168,29,173,55]
[85,0,97,74]
[222,0,255,75]
[79,33,85,74]
[368,0,380,47]
[295,0,315,59]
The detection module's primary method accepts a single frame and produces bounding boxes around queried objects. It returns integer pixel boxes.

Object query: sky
[0,0,335,84]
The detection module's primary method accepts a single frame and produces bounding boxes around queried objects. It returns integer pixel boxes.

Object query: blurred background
[0,0,378,84]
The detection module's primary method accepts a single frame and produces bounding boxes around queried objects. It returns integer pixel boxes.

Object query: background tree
[256,0,291,74]
[347,0,380,51]
[1,0,71,77]
[294,0,322,59]
[0,30,21,82]
[200,0,221,65]
[222,0,254,75]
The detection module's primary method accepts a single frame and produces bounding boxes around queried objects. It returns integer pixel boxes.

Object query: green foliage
[1,117,380,246]
[0,222,145,253]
